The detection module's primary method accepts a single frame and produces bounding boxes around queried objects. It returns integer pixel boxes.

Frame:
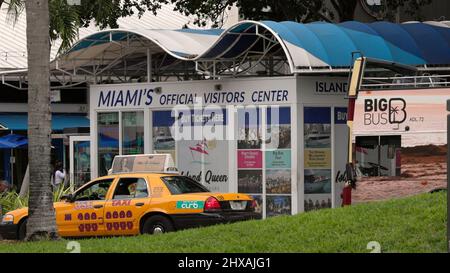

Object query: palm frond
[49,0,81,54]
[4,0,25,25]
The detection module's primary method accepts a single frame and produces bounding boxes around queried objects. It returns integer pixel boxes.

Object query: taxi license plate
[229,201,247,210]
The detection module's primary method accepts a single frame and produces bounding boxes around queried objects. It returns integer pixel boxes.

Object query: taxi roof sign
[110,154,177,174]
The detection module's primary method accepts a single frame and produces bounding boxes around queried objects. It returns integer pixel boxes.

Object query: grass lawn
[0,192,446,253]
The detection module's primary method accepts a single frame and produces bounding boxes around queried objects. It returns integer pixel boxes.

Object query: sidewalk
[353,146,446,203]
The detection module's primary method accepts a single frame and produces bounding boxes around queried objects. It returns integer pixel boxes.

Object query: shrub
[0,186,72,215]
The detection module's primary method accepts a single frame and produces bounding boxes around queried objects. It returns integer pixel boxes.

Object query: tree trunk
[25,0,59,241]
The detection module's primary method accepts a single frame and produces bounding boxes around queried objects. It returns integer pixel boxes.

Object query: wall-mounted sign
[51,90,61,103]
[91,78,296,110]
[353,89,450,146]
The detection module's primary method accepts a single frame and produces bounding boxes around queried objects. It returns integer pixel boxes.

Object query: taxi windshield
[161,176,209,195]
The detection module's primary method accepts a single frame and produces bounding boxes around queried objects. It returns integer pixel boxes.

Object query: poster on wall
[264,107,292,217]
[265,107,292,150]
[304,149,331,169]
[265,150,291,169]
[236,106,292,217]
[237,107,263,196]
[251,195,263,217]
[266,169,291,194]
[176,108,230,193]
[304,194,332,212]
[238,150,263,169]
[237,108,262,149]
[266,195,291,217]
[238,170,263,193]
[304,107,332,210]
[304,169,332,194]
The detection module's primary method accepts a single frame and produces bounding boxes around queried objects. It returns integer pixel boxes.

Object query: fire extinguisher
[341,163,357,206]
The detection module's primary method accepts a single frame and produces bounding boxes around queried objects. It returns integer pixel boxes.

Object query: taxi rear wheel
[142,215,174,235]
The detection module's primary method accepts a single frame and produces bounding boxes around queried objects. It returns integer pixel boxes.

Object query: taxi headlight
[1,214,14,224]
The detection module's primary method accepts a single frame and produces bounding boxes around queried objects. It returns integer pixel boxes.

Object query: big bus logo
[364,98,407,126]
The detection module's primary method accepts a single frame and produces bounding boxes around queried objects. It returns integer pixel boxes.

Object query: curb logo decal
[176,201,204,209]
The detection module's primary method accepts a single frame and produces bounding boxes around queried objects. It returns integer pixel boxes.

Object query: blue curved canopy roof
[59,20,450,73]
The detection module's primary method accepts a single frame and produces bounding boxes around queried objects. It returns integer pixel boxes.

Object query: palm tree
[1,0,156,241]
[24,0,58,240]
[1,0,81,240]
[1,0,161,241]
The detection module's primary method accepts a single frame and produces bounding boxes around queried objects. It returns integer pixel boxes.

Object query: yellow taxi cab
[0,154,260,240]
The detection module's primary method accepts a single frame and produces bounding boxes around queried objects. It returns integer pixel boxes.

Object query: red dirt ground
[353,145,447,203]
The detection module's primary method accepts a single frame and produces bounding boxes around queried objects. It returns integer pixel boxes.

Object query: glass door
[69,136,91,191]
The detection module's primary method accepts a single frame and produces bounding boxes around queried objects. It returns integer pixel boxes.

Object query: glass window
[73,140,90,187]
[98,112,119,177]
[113,178,149,199]
[152,110,176,162]
[161,176,210,195]
[74,179,114,201]
[122,112,144,155]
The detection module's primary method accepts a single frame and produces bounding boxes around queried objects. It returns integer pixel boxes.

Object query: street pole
[447,99,450,253]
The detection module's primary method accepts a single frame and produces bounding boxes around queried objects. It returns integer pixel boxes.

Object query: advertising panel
[238,150,263,169]
[265,150,291,169]
[266,196,291,217]
[353,89,450,146]
[304,194,333,212]
[265,107,292,216]
[353,89,450,180]
[238,170,263,194]
[304,107,332,211]
[177,108,230,193]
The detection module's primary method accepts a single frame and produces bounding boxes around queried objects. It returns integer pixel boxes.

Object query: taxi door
[103,176,151,236]
[56,178,115,237]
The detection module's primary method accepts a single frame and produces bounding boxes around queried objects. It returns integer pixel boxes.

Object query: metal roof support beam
[147,48,152,83]
[1,77,23,90]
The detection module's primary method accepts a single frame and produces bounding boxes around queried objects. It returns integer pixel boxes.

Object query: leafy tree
[1,0,171,52]
[0,0,163,240]
[168,0,433,27]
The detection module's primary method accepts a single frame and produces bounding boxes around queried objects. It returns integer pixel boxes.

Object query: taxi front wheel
[142,215,174,235]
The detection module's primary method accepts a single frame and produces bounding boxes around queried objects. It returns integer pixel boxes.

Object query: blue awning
[59,20,450,72]
[0,134,28,149]
[0,114,90,131]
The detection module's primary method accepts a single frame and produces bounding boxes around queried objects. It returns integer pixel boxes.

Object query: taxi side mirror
[61,194,74,203]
